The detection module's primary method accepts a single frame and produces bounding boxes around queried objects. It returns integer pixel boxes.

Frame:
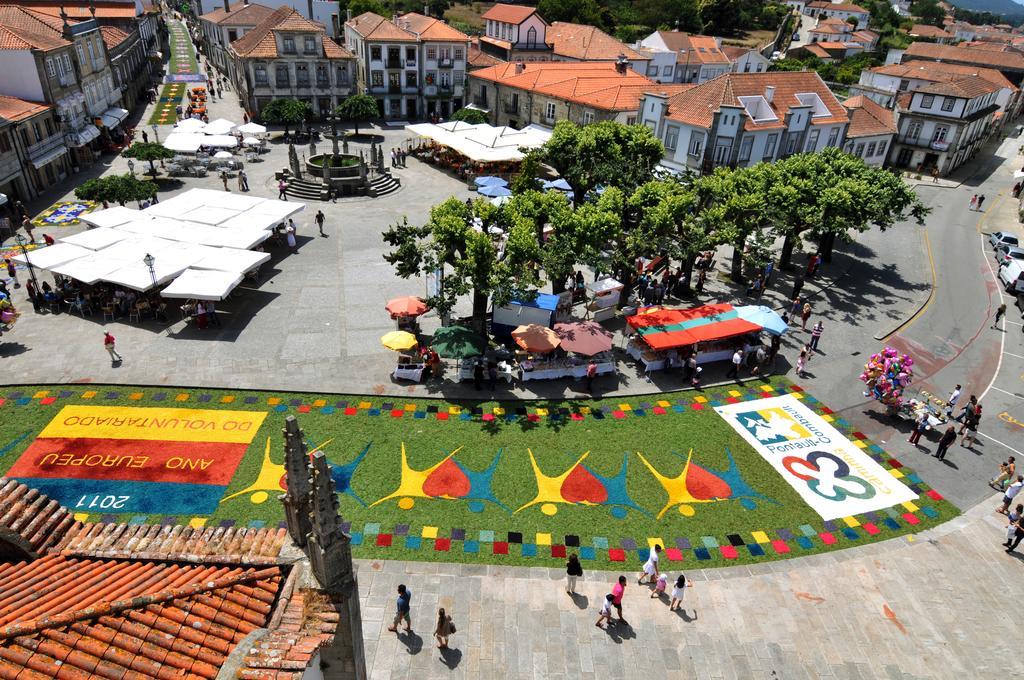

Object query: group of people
[594,545,694,628]
[920,386,984,460]
[390,148,409,168]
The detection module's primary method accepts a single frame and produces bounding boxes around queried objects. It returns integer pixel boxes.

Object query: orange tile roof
[904,41,1024,71]
[0,5,72,51]
[470,61,671,111]
[843,94,897,137]
[909,23,952,38]
[399,12,468,42]
[798,43,832,59]
[0,479,76,554]
[653,31,730,65]
[231,6,352,59]
[916,74,1000,98]
[100,24,130,49]
[469,37,504,68]
[720,45,754,61]
[0,553,282,679]
[481,3,539,24]
[199,1,275,26]
[871,61,1016,91]
[345,11,418,42]
[548,22,645,61]
[807,1,868,11]
[241,580,339,677]
[24,2,138,20]
[660,71,849,130]
[815,17,852,30]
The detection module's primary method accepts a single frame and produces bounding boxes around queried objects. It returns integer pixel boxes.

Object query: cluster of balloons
[859,347,915,407]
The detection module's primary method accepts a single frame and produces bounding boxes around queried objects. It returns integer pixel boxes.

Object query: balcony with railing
[897,134,953,151]
[386,57,402,69]
[27,134,67,165]
[276,77,290,88]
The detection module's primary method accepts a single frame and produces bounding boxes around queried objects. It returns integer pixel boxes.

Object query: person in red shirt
[103,331,122,363]
[611,575,627,625]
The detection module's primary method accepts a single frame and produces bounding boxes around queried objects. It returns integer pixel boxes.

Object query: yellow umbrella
[381,330,418,351]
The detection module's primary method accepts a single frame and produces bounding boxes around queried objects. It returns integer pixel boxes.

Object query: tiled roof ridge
[0,562,280,641]
[0,479,78,557]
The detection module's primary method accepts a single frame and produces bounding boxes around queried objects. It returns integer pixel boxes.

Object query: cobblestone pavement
[356,495,1019,679]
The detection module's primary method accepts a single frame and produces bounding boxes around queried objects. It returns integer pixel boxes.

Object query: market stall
[160,268,243,300]
[405,121,551,178]
[492,293,559,338]
[382,330,424,382]
[586,278,623,322]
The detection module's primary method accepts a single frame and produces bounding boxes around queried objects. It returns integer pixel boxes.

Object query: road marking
[979,431,1024,457]
[976,190,1008,234]
[1005,351,1024,360]
[991,386,1024,400]
[1005,320,1023,326]
[979,234,1007,406]
[882,228,936,339]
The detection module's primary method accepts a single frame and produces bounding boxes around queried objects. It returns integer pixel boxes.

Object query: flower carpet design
[0,381,956,569]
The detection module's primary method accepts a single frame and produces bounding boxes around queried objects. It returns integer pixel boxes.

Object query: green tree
[535,120,664,208]
[335,94,379,135]
[383,197,541,334]
[75,174,157,206]
[538,0,606,27]
[910,0,945,26]
[449,107,489,125]
[341,0,387,16]
[260,98,312,135]
[694,164,770,280]
[122,142,175,175]
[699,0,743,36]
[510,153,544,195]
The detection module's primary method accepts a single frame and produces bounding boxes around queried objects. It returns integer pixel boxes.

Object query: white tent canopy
[193,247,269,273]
[235,122,267,135]
[405,122,552,162]
[163,132,205,152]
[174,118,207,133]
[204,118,237,135]
[202,135,238,148]
[59,227,131,251]
[81,205,141,229]
[11,243,90,269]
[160,268,243,301]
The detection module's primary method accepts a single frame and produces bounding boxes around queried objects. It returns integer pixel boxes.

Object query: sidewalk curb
[873,228,935,341]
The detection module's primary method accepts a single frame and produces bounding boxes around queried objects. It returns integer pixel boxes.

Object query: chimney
[392,13,399,25]
[764,85,775,103]
[346,8,351,21]
[223,0,229,12]
[515,61,524,74]
[615,54,629,74]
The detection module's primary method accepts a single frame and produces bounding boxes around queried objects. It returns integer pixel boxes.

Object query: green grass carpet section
[0,381,958,571]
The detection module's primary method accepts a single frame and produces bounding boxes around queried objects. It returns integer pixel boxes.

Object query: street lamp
[14,233,38,293]
[151,123,159,143]
[143,253,155,285]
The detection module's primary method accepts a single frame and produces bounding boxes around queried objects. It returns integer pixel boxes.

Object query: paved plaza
[3,23,1024,679]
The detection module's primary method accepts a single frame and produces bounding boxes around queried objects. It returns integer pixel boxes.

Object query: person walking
[127,159,135,176]
[278,179,288,200]
[220,170,229,191]
[638,544,662,585]
[141,130,149,143]
[805,252,820,278]
[238,169,248,191]
[611,575,627,625]
[976,194,986,211]
[433,608,455,649]
[999,476,1024,514]
[790,297,802,318]
[727,348,743,380]
[487,362,497,391]
[595,594,615,628]
[4,258,17,288]
[401,148,407,167]
[566,553,583,594]
[586,359,598,392]
[796,346,810,378]
[651,572,668,599]
[285,222,297,254]
[809,321,823,350]
[315,209,326,237]
[969,194,978,210]
[21,217,34,244]
[992,457,1017,491]
[934,425,956,460]
[670,574,692,611]
[801,302,812,330]
[908,410,929,446]
[945,384,961,417]
[103,331,122,363]
[768,334,781,367]
[994,303,1007,328]
[387,584,412,633]
[473,360,483,390]
[1006,513,1024,553]
[954,394,977,427]
[960,408,980,448]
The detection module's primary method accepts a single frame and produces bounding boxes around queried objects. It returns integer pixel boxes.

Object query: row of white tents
[12,189,304,301]
[163,119,268,153]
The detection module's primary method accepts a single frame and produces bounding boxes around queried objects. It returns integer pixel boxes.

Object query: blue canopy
[474,175,508,187]
[733,305,789,336]
[478,184,512,198]
[513,292,560,311]
[542,178,572,191]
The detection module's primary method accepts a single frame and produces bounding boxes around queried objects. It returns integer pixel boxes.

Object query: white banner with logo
[714,395,917,520]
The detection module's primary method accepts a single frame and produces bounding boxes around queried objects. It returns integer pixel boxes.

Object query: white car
[990,231,1020,249]
[997,245,1024,266]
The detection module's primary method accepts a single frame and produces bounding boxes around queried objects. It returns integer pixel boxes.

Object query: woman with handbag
[434,608,455,649]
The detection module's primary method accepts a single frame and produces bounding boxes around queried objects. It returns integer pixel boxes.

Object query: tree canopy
[449,107,489,125]
[122,142,175,174]
[335,94,379,135]
[260,98,312,134]
[75,174,158,206]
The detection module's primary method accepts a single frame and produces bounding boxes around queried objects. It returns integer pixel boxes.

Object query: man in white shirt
[999,476,1024,514]
[727,349,743,380]
[945,384,961,416]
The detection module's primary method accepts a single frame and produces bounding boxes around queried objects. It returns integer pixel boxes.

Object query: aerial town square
[0,0,1023,677]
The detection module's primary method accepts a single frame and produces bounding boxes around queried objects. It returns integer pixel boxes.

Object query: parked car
[996,244,1024,265]
[990,231,1020,249]
[999,259,1024,294]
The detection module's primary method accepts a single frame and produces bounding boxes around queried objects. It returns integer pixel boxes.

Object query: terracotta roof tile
[470,61,675,111]
[199,1,275,25]
[23,3,139,20]
[870,60,1016,91]
[651,32,730,65]
[0,5,73,51]
[398,12,468,41]
[916,74,1001,97]
[480,3,539,24]
[904,41,1024,71]
[229,6,352,59]
[345,11,418,42]
[0,479,78,555]
[548,22,645,61]
[909,23,952,38]
[807,1,868,11]
[843,94,897,136]
[99,25,130,49]
[660,70,849,130]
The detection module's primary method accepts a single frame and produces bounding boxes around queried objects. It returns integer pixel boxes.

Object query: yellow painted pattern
[39,405,267,443]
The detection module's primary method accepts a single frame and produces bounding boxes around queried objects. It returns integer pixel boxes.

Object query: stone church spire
[280,416,312,547]
[306,451,354,591]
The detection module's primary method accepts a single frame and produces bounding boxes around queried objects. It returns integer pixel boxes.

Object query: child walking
[670,574,692,611]
[651,572,668,599]
[595,594,615,628]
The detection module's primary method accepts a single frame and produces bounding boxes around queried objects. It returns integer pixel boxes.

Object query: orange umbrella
[512,324,560,353]
[386,296,429,318]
